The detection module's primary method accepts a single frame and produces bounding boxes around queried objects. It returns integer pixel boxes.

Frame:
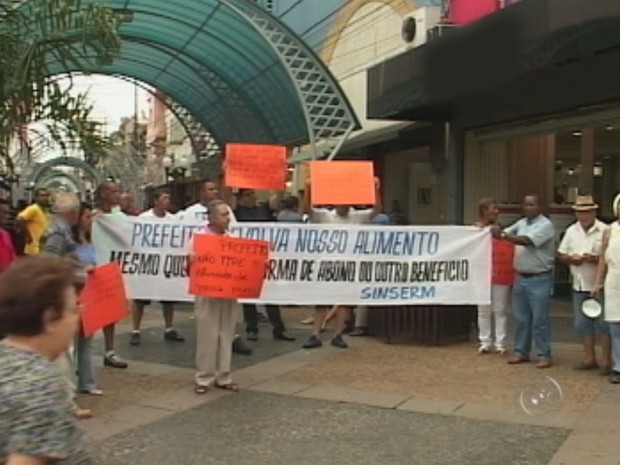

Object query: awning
[21,0,358,149]
[289,122,418,163]
[368,0,620,123]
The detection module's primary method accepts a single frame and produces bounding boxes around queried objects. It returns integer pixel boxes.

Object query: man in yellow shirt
[16,188,51,255]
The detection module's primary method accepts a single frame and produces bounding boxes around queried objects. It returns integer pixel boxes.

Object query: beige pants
[195,297,238,387]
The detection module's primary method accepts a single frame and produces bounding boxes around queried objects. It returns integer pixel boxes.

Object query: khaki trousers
[195,297,238,387]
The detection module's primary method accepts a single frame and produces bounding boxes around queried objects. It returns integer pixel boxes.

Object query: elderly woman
[42,192,92,418]
[0,255,91,464]
[594,194,620,384]
[193,200,240,394]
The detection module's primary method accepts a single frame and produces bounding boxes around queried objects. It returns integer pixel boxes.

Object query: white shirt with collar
[558,219,609,292]
[177,202,237,224]
[139,208,175,219]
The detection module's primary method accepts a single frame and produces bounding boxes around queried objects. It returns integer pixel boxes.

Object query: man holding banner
[497,195,555,369]
[131,189,185,346]
[301,165,382,350]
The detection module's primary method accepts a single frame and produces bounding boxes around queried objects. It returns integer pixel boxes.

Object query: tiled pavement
[78,304,620,465]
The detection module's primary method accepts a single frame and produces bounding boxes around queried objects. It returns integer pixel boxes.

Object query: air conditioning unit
[401,6,442,48]
[427,23,459,42]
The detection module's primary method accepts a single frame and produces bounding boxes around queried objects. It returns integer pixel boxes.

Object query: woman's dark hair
[72,202,93,243]
[0,255,75,336]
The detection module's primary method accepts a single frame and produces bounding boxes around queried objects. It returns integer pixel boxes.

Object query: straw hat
[572,195,598,211]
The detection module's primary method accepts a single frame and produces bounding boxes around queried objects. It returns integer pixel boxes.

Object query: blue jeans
[572,291,610,336]
[75,334,97,392]
[512,273,553,360]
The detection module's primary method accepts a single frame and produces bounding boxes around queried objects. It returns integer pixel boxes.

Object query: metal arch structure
[98,145,147,206]
[220,0,358,159]
[38,171,86,194]
[19,0,360,159]
[25,156,105,188]
[109,75,221,158]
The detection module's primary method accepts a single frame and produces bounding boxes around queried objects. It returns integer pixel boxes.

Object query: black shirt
[234,203,275,222]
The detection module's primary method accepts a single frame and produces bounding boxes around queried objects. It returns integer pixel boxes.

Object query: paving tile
[340,389,411,409]
[81,405,173,441]
[137,386,227,412]
[454,402,517,423]
[547,432,620,465]
[249,380,312,395]
[397,396,463,415]
[510,410,582,429]
[294,385,349,402]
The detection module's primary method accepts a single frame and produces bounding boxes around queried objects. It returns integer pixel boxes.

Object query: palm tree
[0,0,121,170]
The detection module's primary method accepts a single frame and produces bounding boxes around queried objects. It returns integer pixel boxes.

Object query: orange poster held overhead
[189,234,269,299]
[310,160,376,206]
[492,238,516,286]
[80,263,129,337]
[224,143,287,190]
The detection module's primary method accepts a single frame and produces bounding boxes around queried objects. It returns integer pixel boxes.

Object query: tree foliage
[0,0,121,169]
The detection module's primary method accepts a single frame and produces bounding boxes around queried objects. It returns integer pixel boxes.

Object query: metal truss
[220,0,360,160]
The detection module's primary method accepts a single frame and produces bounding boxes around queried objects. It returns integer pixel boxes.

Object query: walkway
[79,306,620,465]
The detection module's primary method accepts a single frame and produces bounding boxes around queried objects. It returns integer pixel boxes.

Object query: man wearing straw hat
[557,195,612,375]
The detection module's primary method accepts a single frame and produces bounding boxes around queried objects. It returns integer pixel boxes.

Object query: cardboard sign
[189,234,269,299]
[224,143,287,190]
[80,263,129,337]
[310,161,376,206]
[492,239,515,285]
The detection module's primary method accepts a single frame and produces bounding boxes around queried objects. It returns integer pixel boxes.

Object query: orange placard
[189,234,269,299]
[224,143,287,190]
[80,263,129,337]
[492,239,515,285]
[310,161,376,206]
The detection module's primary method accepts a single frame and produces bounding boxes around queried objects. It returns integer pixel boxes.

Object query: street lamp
[163,154,190,182]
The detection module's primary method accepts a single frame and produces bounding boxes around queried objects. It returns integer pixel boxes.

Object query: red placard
[80,263,129,337]
[492,239,515,285]
[189,234,269,299]
[310,161,376,206]
[224,143,287,190]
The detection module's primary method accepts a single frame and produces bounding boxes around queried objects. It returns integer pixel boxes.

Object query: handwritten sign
[492,239,515,285]
[310,161,376,206]
[224,143,287,190]
[189,234,269,299]
[80,263,129,337]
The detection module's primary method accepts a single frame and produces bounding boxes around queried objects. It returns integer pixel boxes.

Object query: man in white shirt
[178,179,250,355]
[130,190,184,346]
[301,177,381,350]
[557,195,611,374]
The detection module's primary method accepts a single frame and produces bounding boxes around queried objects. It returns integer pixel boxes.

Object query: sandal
[72,407,93,420]
[81,389,103,396]
[216,383,239,392]
[194,385,209,395]
[573,361,598,371]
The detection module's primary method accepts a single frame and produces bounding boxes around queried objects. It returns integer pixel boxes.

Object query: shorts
[573,291,610,336]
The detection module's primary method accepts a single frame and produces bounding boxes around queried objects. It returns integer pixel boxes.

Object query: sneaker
[494,346,507,356]
[302,335,322,349]
[610,371,620,384]
[129,332,140,346]
[477,345,492,355]
[300,317,314,325]
[164,329,185,342]
[104,353,128,369]
[331,334,348,349]
[247,331,258,342]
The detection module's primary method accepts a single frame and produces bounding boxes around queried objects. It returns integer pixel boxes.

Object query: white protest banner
[93,215,491,305]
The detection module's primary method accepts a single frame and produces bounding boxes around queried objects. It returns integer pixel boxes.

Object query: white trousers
[195,297,238,387]
[477,284,510,348]
[355,306,368,327]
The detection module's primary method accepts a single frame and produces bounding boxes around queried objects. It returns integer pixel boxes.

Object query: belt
[518,270,552,278]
